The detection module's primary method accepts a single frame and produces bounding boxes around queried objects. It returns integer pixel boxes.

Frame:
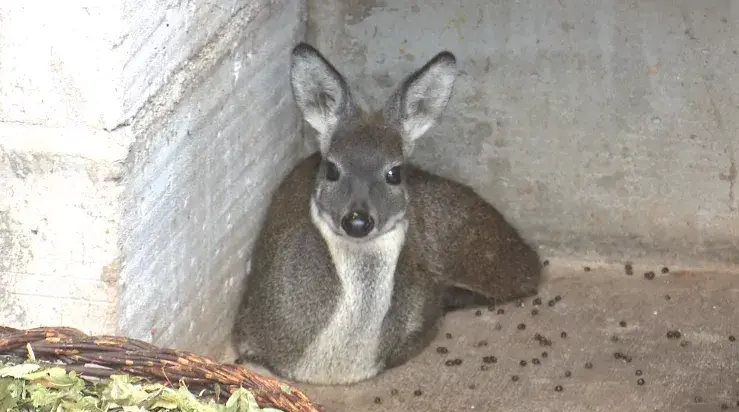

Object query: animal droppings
[635,369,643,376]
[548,300,556,307]
[475,310,482,316]
[554,295,562,302]
[497,309,505,315]
[445,332,453,339]
[390,389,399,396]
[619,320,627,327]
[532,358,540,365]
[511,375,519,382]
[517,323,526,330]
[475,340,489,348]
[664,294,671,301]
[661,267,669,273]
[584,362,593,369]
[531,309,539,316]
[519,360,527,367]
[534,333,553,346]
[542,260,550,267]
[610,335,620,342]
[637,378,645,386]
[680,340,690,347]
[453,358,462,365]
[584,266,591,272]
[480,364,489,371]
[666,330,682,339]
[533,297,542,305]
[644,271,655,280]
[468,384,477,390]
[564,370,572,377]
[560,331,568,339]
[555,385,563,392]
[487,305,496,312]
[437,346,449,354]
[413,389,423,396]
[482,355,498,364]
[729,335,736,342]
[542,351,548,358]
[374,397,382,404]
[625,263,634,275]
[694,396,703,403]
[613,352,632,362]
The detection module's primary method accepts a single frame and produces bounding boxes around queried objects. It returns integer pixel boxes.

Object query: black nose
[341,211,375,238]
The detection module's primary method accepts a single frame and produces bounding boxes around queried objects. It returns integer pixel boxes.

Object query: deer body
[232,44,542,385]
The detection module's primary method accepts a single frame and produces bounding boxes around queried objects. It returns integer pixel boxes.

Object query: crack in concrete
[719,154,737,211]
[729,157,736,211]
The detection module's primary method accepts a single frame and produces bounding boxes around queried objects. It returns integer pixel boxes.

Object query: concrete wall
[117,0,306,359]
[1,0,307,360]
[307,0,739,268]
[0,1,132,333]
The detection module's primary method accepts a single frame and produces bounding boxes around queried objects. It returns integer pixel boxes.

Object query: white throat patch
[292,199,407,384]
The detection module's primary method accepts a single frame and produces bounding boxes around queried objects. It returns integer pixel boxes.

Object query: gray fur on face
[291,44,457,240]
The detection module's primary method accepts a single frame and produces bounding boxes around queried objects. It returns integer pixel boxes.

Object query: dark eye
[325,161,340,181]
[385,166,402,185]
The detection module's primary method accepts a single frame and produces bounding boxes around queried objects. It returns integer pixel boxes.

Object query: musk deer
[232,43,542,385]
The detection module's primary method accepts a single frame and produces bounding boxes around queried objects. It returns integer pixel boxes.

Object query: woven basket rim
[0,325,325,412]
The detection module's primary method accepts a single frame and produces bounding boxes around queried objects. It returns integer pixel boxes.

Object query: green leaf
[122,406,149,412]
[0,358,288,412]
[225,388,284,412]
[0,363,41,378]
[101,374,152,406]
[24,366,71,383]
[0,378,22,411]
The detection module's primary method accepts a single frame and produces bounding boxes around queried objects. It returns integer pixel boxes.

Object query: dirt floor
[297,265,739,412]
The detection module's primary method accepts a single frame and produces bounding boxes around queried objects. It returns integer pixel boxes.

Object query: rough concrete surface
[307,0,739,267]
[0,1,124,129]
[0,145,123,334]
[117,0,307,359]
[1,0,308,357]
[301,265,739,412]
[0,0,132,334]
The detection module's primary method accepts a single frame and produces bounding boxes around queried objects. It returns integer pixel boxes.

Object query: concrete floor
[299,264,739,412]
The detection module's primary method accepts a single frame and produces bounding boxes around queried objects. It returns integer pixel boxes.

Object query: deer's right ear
[290,43,353,153]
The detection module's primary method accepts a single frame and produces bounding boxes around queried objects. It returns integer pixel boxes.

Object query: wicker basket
[0,326,325,412]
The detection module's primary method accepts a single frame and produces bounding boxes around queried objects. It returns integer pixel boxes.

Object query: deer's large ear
[384,51,457,154]
[290,43,354,153]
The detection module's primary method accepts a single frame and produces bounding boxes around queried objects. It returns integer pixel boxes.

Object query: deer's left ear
[384,51,457,150]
